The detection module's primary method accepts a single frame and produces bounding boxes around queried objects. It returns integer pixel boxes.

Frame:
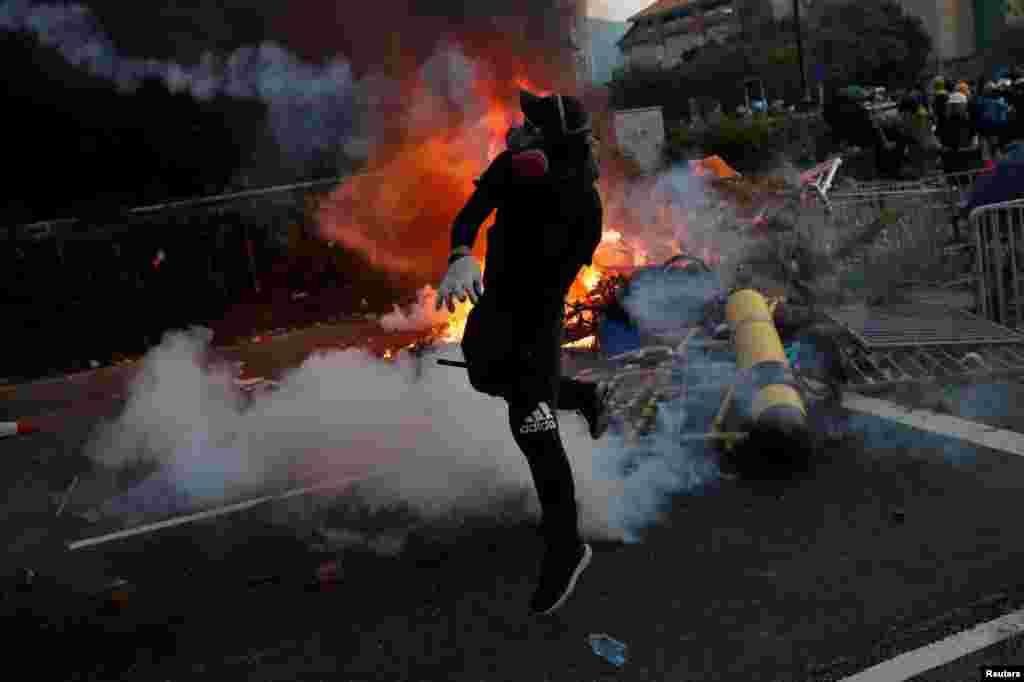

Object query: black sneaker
[529,542,592,616]
[578,382,611,440]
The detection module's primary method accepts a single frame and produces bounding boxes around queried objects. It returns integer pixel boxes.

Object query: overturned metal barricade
[822,188,953,261]
[821,302,1024,391]
[971,198,1024,330]
[847,165,994,207]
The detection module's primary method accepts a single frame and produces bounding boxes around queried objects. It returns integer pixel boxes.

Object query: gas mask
[506,118,544,152]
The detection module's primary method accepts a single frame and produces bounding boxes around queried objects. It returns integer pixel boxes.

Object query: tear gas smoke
[85,328,729,545]
[378,285,450,332]
[1,0,356,170]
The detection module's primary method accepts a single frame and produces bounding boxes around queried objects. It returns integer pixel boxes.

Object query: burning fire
[440,298,475,343]
[563,335,596,349]
[435,260,604,346]
[309,40,744,361]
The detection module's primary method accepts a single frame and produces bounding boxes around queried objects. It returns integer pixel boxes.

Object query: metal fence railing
[970,198,1024,330]
[847,165,995,209]
[2,175,348,244]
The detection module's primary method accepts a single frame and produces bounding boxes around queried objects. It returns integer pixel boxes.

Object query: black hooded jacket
[453,93,603,400]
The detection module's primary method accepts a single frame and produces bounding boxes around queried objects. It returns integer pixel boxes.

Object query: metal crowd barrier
[970,198,1024,329]
[2,175,349,244]
[847,165,994,208]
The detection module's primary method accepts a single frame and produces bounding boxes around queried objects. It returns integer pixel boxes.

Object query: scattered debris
[95,578,134,612]
[55,476,80,517]
[247,574,283,588]
[588,633,628,667]
[17,568,36,590]
[1,421,38,439]
[308,560,342,591]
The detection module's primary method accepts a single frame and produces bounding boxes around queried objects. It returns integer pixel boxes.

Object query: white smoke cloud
[378,286,450,332]
[84,328,726,547]
[1,1,356,169]
[602,160,767,300]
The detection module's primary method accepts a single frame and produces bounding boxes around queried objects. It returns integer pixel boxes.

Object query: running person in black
[435,90,610,615]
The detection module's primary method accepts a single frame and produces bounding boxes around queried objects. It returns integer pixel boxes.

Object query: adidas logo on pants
[520,402,558,434]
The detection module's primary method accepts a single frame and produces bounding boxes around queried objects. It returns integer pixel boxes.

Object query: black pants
[508,378,598,547]
[462,289,598,548]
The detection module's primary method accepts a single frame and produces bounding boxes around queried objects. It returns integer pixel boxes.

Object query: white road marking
[68,476,359,551]
[836,391,1024,679]
[843,392,1024,457]
[838,607,1024,681]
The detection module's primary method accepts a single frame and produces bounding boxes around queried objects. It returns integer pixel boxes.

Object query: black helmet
[519,90,592,140]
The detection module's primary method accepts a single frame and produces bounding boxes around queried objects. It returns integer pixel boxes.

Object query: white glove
[435,255,484,313]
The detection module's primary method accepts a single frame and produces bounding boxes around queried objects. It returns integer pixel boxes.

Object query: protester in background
[873,102,914,179]
[901,94,938,175]
[932,77,950,141]
[1009,78,1024,144]
[940,91,979,180]
[975,83,1011,160]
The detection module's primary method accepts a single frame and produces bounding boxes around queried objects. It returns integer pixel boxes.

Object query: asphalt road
[3,320,1024,681]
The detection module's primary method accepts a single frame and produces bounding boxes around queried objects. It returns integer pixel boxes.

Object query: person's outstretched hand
[436,254,484,313]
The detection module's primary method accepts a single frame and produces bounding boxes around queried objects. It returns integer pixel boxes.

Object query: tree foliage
[813,0,932,87]
[982,20,1024,76]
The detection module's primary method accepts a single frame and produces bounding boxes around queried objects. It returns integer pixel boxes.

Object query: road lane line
[67,476,360,551]
[838,607,1024,681]
[843,392,1024,457]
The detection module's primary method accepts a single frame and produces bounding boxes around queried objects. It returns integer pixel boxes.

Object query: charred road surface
[3,324,1024,681]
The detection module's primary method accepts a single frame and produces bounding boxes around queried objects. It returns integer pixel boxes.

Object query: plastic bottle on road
[587,633,627,666]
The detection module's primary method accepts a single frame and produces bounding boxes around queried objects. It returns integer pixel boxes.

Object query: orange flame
[312,53,742,354]
[562,335,596,349]
[514,77,552,97]
[441,298,475,343]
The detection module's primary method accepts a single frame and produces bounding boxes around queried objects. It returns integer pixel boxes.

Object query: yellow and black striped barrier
[724,288,813,472]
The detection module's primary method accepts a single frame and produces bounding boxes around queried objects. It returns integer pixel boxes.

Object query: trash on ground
[307,560,342,590]
[1,421,39,439]
[588,633,628,667]
[55,476,80,517]
[94,578,134,611]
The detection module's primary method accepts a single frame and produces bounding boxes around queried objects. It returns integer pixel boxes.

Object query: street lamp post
[793,0,811,108]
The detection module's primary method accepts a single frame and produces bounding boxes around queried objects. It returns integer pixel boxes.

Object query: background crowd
[874,67,1024,179]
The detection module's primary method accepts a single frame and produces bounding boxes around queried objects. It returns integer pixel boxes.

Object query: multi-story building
[618,0,1008,71]
[617,0,746,71]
